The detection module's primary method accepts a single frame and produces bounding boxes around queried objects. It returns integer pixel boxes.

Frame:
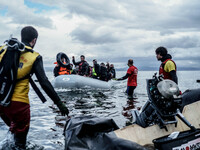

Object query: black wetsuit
[32,56,62,103]
[72,60,89,76]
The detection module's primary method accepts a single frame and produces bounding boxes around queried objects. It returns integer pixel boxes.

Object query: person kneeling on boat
[54,58,72,77]
[116,59,138,98]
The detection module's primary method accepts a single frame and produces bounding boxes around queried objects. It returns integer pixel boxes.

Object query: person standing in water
[0,26,69,149]
[117,59,138,98]
[155,46,178,84]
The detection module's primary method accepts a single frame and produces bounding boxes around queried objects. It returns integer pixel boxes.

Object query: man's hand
[56,101,69,116]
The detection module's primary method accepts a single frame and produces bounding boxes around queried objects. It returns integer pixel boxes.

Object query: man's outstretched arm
[32,56,69,116]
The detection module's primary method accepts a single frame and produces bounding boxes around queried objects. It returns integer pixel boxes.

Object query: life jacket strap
[29,77,47,103]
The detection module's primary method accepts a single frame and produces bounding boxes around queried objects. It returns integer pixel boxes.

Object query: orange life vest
[58,66,71,75]
[54,62,71,75]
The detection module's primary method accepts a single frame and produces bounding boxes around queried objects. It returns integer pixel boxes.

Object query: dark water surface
[0,71,200,150]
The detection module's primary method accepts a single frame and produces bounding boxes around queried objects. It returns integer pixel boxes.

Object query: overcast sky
[0,0,200,70]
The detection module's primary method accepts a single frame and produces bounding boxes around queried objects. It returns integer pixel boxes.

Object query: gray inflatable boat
[52,75,111,89]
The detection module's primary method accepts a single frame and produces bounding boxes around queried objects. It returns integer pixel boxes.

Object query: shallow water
[0,71,200,150]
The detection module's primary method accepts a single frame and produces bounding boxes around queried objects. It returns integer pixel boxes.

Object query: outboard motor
[132,73,195,131]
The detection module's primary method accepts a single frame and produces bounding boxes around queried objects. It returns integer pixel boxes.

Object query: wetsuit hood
[161,54,172,62]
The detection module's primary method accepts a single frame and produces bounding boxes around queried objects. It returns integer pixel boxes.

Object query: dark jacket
[99,66,108,81]
[109,68,116,78]
[94,62,100,77]
[72,59,89,76]
[32,56,61,104]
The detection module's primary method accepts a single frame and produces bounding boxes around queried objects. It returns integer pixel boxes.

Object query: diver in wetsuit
[0,26,69,149]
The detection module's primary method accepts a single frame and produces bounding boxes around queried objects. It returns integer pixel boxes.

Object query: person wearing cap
[155,46,178,84]
[117,59,138,98]
[72,55,89,76]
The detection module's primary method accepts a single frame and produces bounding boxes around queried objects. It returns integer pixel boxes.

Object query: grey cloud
[7,11,53,28]
[66,1,128,20]
[70,26,119,44]
[0,1,54,28]
[167,0,200,29]
[161,36,200,49]
[160,30,175,36]
[29,0,200,31]
[31,0,124,20]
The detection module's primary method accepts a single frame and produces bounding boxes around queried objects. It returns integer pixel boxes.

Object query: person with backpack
[0,26,69,149]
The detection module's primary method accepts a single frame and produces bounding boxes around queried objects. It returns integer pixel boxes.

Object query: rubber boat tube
[52,75,111,89]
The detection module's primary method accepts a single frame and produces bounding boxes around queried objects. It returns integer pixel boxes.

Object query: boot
[14,133,27,149]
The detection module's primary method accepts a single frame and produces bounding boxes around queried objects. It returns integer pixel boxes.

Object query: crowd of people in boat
[53,54,116,82]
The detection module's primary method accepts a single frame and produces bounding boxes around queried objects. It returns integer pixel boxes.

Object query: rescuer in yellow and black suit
[0,26,69,149]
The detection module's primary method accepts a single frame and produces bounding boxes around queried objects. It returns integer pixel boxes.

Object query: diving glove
[56,101,69,116]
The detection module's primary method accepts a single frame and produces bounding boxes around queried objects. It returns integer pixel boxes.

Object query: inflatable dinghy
[52,75,111,89]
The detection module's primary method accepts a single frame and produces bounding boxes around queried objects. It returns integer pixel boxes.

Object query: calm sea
[0,71,200,150]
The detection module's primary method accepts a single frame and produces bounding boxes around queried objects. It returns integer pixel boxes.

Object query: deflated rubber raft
[52,75,111,89]
[64,89,200,150]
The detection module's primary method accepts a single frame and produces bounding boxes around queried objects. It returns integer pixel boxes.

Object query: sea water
[0,71,199,150]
